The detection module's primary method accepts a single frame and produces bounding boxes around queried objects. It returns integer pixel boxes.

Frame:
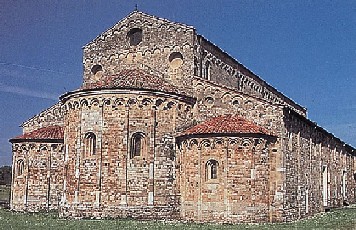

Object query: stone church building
[9,11,356,223]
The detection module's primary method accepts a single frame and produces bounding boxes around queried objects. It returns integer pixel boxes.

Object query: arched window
[127,28,143,46]
[84,132,96,155]
[206,159,218,180]
[204,61,210,80]
[130,132,145,159]
[17,159,24,176]
[91,64,102,75]
[194,58,199,76]
[169,52,183,69]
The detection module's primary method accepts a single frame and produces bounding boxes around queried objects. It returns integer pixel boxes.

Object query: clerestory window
[204,61,211,80]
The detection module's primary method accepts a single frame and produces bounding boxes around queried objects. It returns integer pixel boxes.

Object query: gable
[84,10,194,48]
[21,102,64,133]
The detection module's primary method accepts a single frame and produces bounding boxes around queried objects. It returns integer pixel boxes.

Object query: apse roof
[178,114,272,138]
[82,69,186,96]
[10,125,64,143]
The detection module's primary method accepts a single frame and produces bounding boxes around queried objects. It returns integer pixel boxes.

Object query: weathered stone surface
[9,11,356,223]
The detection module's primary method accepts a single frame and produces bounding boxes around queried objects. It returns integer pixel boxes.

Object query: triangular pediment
[84,10,194,48]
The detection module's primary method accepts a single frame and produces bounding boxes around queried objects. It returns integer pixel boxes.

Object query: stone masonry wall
[60,90,193,219]
[189,77,287,222]
[11,142,64,211]
[179,136,275,223]
[282,110,356,222]
[21,102,64,133]
[194,37,305,116]
[83,11,195,93]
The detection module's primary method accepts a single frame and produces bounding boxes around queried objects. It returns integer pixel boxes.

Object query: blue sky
[0,1,355,166]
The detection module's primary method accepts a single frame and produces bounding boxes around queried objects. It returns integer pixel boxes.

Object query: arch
[103,98,111,106]
[91,64,102,75]
[214,138,224,146]
[130,132,145,159]
[80,99,89,107]
[204,96,214,105]
[241,139,252,149]
[155,98,164,107]
[169,52,183,69]
[16,159,24,177]
[194,57,199,76]
[114,98,125,106]
[204,60,211,80]
[84,132,96,156]
[166,101,176,109]
[127,98,137,106]
[127,28,143,46]
[142,98,153,106]
[206,159,218,180]
[188,139,199,149]
[73,101,80,109]
[90,98,100,107]
[200,139,211,149]
[39,144,48,151]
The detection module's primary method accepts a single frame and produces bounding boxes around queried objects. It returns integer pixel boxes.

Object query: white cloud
[0,82,58,100]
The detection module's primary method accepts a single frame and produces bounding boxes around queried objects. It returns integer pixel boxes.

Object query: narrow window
[17,160,24,176]
[204,61,211,80]
[85,132,96,155]
[194,58,199,76]
[206,159,218,180]
[342,170,347,198]
[288,132,293,151]
[322,165,328,206]
[130,133,145,159]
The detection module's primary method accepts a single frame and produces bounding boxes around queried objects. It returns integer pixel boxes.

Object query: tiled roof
[179,115,271,137]
[83,69,184,96]
[10,126,64,141]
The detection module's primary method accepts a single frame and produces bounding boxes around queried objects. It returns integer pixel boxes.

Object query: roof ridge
[84,10,193,48]
[82,68,188,97]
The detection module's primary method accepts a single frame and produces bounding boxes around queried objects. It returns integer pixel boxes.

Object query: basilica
[10,11,356,223]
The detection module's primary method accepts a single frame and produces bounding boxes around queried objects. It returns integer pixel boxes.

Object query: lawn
[1,207,356,230]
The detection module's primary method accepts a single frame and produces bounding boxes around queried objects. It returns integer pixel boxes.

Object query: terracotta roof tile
[83,69,185,96]
[10,126,64,141]
[179,115,272,137]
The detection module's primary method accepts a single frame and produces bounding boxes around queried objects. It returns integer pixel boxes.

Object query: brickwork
[281,109,356,221]
[194,36,306,116]
[21,102,64,133]
[178,136,275,223]
[10,142,64,211]
[10,10,356,224]
[59,89,193,218]
[82,12,195,93]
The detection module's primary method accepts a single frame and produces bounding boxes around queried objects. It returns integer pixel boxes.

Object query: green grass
[1,207,356,230]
